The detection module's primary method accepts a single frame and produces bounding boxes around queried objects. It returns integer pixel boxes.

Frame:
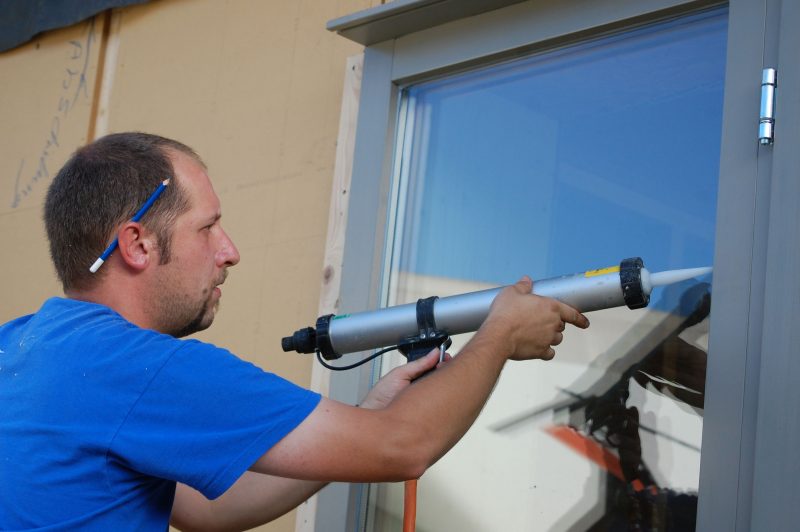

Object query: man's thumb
[516,275,533,293]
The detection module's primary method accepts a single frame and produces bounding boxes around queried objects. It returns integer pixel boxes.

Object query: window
[368,9,724,531]
[321,1,800,531]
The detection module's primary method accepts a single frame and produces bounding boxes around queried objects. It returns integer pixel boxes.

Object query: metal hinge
[759,68,777,145]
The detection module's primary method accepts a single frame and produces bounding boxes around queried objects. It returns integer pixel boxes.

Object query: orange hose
[403,479,418,532]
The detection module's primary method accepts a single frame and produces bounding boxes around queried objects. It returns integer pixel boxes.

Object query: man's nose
[216,229,240,267]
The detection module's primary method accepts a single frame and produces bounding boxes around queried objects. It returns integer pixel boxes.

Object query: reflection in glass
[491,280,711,531]
[369,7,726,532]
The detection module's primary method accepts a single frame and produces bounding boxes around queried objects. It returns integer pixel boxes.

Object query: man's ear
[116,222,156,271]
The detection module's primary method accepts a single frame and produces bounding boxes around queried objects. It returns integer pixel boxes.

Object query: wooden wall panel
[0,17,106,320]
[0,1,380,531]
[102,0,369,383]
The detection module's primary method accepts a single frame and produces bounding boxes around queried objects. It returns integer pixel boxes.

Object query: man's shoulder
[23,297,140,340]
[1,297,234,375]
[2,297,193,358]
[0,299,56,341]
[16,296,118,324]
[0,312,32,332]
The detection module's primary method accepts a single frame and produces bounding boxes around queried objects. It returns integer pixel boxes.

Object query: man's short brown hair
[44,132,198,291]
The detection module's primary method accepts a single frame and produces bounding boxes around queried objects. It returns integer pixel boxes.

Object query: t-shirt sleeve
[109,340,321,499]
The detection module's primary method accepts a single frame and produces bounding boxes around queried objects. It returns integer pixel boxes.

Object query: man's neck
[67,273,158,332]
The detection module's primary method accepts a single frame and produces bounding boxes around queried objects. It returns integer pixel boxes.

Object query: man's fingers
[557,302,590,329]
[516,277,587,330]
[401,349,440,379]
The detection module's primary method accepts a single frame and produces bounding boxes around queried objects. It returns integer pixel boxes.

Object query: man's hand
[360,276,587,409]
[359,349,449,410]
[483,276,590,361]
[252,277,589,485]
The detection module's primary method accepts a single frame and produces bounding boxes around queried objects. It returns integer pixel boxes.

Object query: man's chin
[196,300,220,331]
[173,308,215,338]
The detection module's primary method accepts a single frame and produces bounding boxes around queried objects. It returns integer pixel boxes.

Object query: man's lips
[214,271,228,293]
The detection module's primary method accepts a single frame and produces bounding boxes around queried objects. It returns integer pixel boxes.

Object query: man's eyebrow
[202,212,222,225]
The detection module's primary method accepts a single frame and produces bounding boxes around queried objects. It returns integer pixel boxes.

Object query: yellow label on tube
[584,265,620,278]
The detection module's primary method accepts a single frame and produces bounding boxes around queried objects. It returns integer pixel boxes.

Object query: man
[0,132,589,531]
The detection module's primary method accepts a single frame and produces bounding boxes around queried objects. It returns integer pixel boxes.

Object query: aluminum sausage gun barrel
[282,257,712,360]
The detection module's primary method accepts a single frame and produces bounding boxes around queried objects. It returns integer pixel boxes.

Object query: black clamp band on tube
[398,296,450,363]
[620,257,649,309]
[315,314,337,360]
[416,296,439,340]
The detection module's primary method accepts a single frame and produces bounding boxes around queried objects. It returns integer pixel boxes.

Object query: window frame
[314,1,800,530]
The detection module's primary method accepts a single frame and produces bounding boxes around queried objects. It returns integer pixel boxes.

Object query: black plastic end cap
[282,327,317,353]
[620,257,650,309]
[281,336,294,352]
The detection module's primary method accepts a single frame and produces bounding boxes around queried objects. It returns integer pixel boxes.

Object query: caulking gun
[282,257,712,363]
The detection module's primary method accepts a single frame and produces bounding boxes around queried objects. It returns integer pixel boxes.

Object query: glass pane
[370,7,726,531]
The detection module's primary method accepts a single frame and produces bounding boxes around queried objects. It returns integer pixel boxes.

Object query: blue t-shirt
[0,298,321,531]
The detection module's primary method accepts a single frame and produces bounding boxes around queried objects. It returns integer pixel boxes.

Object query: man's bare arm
[170,352,445,531]
[254,278,589,482]
[171,474,323,532]
[171,279,588,529]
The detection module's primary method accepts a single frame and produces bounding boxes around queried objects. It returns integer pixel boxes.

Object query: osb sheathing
[0,1,381,530]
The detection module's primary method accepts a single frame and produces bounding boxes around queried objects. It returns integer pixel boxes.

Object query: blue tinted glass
[379,7,726,532]
[398,10,725,287]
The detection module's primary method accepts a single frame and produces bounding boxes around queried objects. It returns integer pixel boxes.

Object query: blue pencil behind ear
[89,179,170,273]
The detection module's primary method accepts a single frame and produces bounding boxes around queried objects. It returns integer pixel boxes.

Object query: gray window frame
[316,1,800,531]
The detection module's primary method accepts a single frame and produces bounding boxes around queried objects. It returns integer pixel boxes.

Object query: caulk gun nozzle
[649,266,713,287]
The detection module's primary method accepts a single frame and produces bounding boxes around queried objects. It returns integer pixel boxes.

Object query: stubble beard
[169,294,218,338]
[154,273,226,338]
